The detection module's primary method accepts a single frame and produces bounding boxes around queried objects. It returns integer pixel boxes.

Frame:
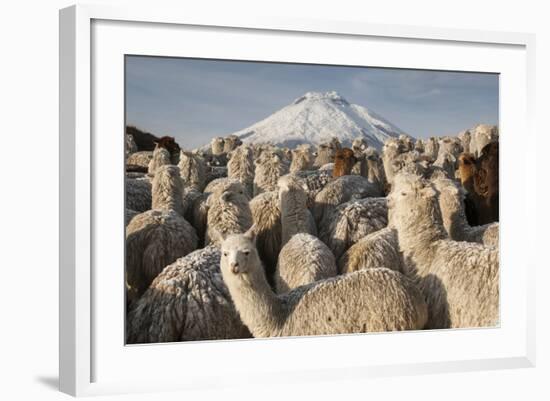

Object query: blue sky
[126,56,499,149]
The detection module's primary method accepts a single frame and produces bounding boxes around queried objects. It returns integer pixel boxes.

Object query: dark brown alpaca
[457,143,499,226]
[474,142,499,224]
[155,136,181,164]
[333,148,357,178]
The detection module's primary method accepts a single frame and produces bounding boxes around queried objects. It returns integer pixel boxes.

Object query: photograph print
[124,56,499,344]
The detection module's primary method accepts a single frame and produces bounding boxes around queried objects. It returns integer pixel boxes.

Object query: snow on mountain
[228,91,408,150]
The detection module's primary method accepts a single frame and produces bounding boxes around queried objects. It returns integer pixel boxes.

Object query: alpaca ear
[243,225,257,244]
[210,228,226,244]
[221,191,232,202]
[420,186,437,198]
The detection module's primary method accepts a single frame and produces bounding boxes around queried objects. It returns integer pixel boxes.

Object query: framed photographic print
[59,4,536,397]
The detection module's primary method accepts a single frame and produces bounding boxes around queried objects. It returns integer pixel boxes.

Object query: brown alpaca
[458,153,477,192]
[457,143,499,226]
[155,136,181,163]
[457,152,481,226]
[474,142,499,224]
[332,148,357,178]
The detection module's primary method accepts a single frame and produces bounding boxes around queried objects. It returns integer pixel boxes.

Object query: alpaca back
[320,197,388,260]
[126,176,152,212]
[275,233,337,293]
[313,175,382,228]
[279,268,428,336]
[127,151,153,172]
[127,245,250,343]
[126,209,198,303]
[338,226,401,274]
[206,190,253,245]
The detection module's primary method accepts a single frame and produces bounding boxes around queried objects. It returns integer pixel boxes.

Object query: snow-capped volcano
[229,91,408,150]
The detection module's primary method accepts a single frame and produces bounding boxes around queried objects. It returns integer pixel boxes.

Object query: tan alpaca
[126,245,251,344]
[126,165,198,304]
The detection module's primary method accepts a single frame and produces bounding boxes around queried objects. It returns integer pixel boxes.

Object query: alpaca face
[388,174,438,225]
[220,229,258,276]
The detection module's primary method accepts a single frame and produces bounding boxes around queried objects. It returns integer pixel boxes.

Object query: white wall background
[0,0,547,399]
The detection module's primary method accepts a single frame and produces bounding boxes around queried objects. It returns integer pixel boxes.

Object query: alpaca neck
[461,170,476,194]
[152,173,184,215]
[280,188,309,245]
[440,196,469,241]
[227,262,284,337]
[395,200,447,269]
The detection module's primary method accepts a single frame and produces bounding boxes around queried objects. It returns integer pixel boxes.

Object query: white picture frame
[59,4,536,397]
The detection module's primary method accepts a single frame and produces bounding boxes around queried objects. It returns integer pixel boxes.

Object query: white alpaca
[125,133,138,161]
[290,145,315,173]
[223,134,242,153]
[278,174,317,246]
[220,229,428,337]
[227,145,255,197]
[211,137,225,155]
[253,152,289,196]
[178,150,207,191]
[470,124,498,157]
[423,137,439,161]
[148,147,172,176]
[389,173,499,329]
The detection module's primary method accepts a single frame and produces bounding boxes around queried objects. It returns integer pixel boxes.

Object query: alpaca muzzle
[230,263,240,274]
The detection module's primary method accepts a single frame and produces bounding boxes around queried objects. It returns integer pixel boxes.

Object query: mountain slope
[229,91,407,150]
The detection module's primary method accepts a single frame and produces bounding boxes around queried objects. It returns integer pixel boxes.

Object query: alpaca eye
[243,250,250,256]
[223,252,228,257]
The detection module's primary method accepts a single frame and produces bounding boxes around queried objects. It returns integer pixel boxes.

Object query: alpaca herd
[125,125,499,343]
